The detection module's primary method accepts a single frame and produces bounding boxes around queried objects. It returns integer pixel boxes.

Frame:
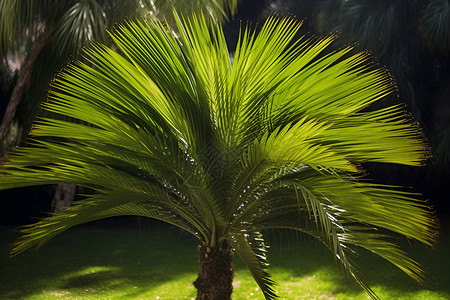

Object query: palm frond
[242,185,379,299]
[337,0,421,52]
[246,169,436,284]
[229,16,303,144]
[0,0,48,53]
[422,0,450,53]
[53,0,106,56]
[11,189,198,256]
[229,231,277,300]
[145,0,240,23]
[0,0,20,54]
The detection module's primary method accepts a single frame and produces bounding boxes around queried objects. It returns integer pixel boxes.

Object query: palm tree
[0,12,436,300]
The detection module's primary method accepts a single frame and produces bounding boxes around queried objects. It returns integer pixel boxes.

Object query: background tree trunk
[193,241,234,300]
[52,184,76,213]
[0,25,54,142]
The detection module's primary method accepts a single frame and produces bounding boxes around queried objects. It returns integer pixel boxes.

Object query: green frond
[298,174,437,246]
[319,105,428,166]
[336,0,421,52]
[246,169,436,286]
[229,231,277,300]
[422,0,450,52]
[339,229,426,283]
[230,16,303,144]
[11,189,198,256]
[145,0,240,23]
[53,0,107,56]
[260,120,357,173]
[0,0,19,53]
[242,192,380,299]
[0,0,54,53]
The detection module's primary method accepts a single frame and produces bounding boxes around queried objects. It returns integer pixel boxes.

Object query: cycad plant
[0,12,436,300]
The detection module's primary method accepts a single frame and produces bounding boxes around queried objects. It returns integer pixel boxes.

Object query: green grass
[1,223,449,299]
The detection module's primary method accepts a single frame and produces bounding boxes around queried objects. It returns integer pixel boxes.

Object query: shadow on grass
[0,224,199,299]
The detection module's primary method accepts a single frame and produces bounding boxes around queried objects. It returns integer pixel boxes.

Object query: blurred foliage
[145,0,240,24]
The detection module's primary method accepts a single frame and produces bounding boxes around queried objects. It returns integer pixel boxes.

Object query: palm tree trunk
[194,241,234,300]
[0,25,53,142]
[52,183,76,213]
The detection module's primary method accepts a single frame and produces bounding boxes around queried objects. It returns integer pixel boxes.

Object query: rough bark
[0,25,54,142]
[194,241,234,300]
[52,183,76,213]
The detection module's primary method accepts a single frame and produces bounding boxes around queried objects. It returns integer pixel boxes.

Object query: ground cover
[1,223,449,299]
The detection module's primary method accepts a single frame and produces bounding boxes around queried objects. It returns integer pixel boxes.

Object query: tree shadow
[0,224,199,299]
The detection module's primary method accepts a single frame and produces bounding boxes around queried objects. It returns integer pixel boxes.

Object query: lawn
[1,221,449,299]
